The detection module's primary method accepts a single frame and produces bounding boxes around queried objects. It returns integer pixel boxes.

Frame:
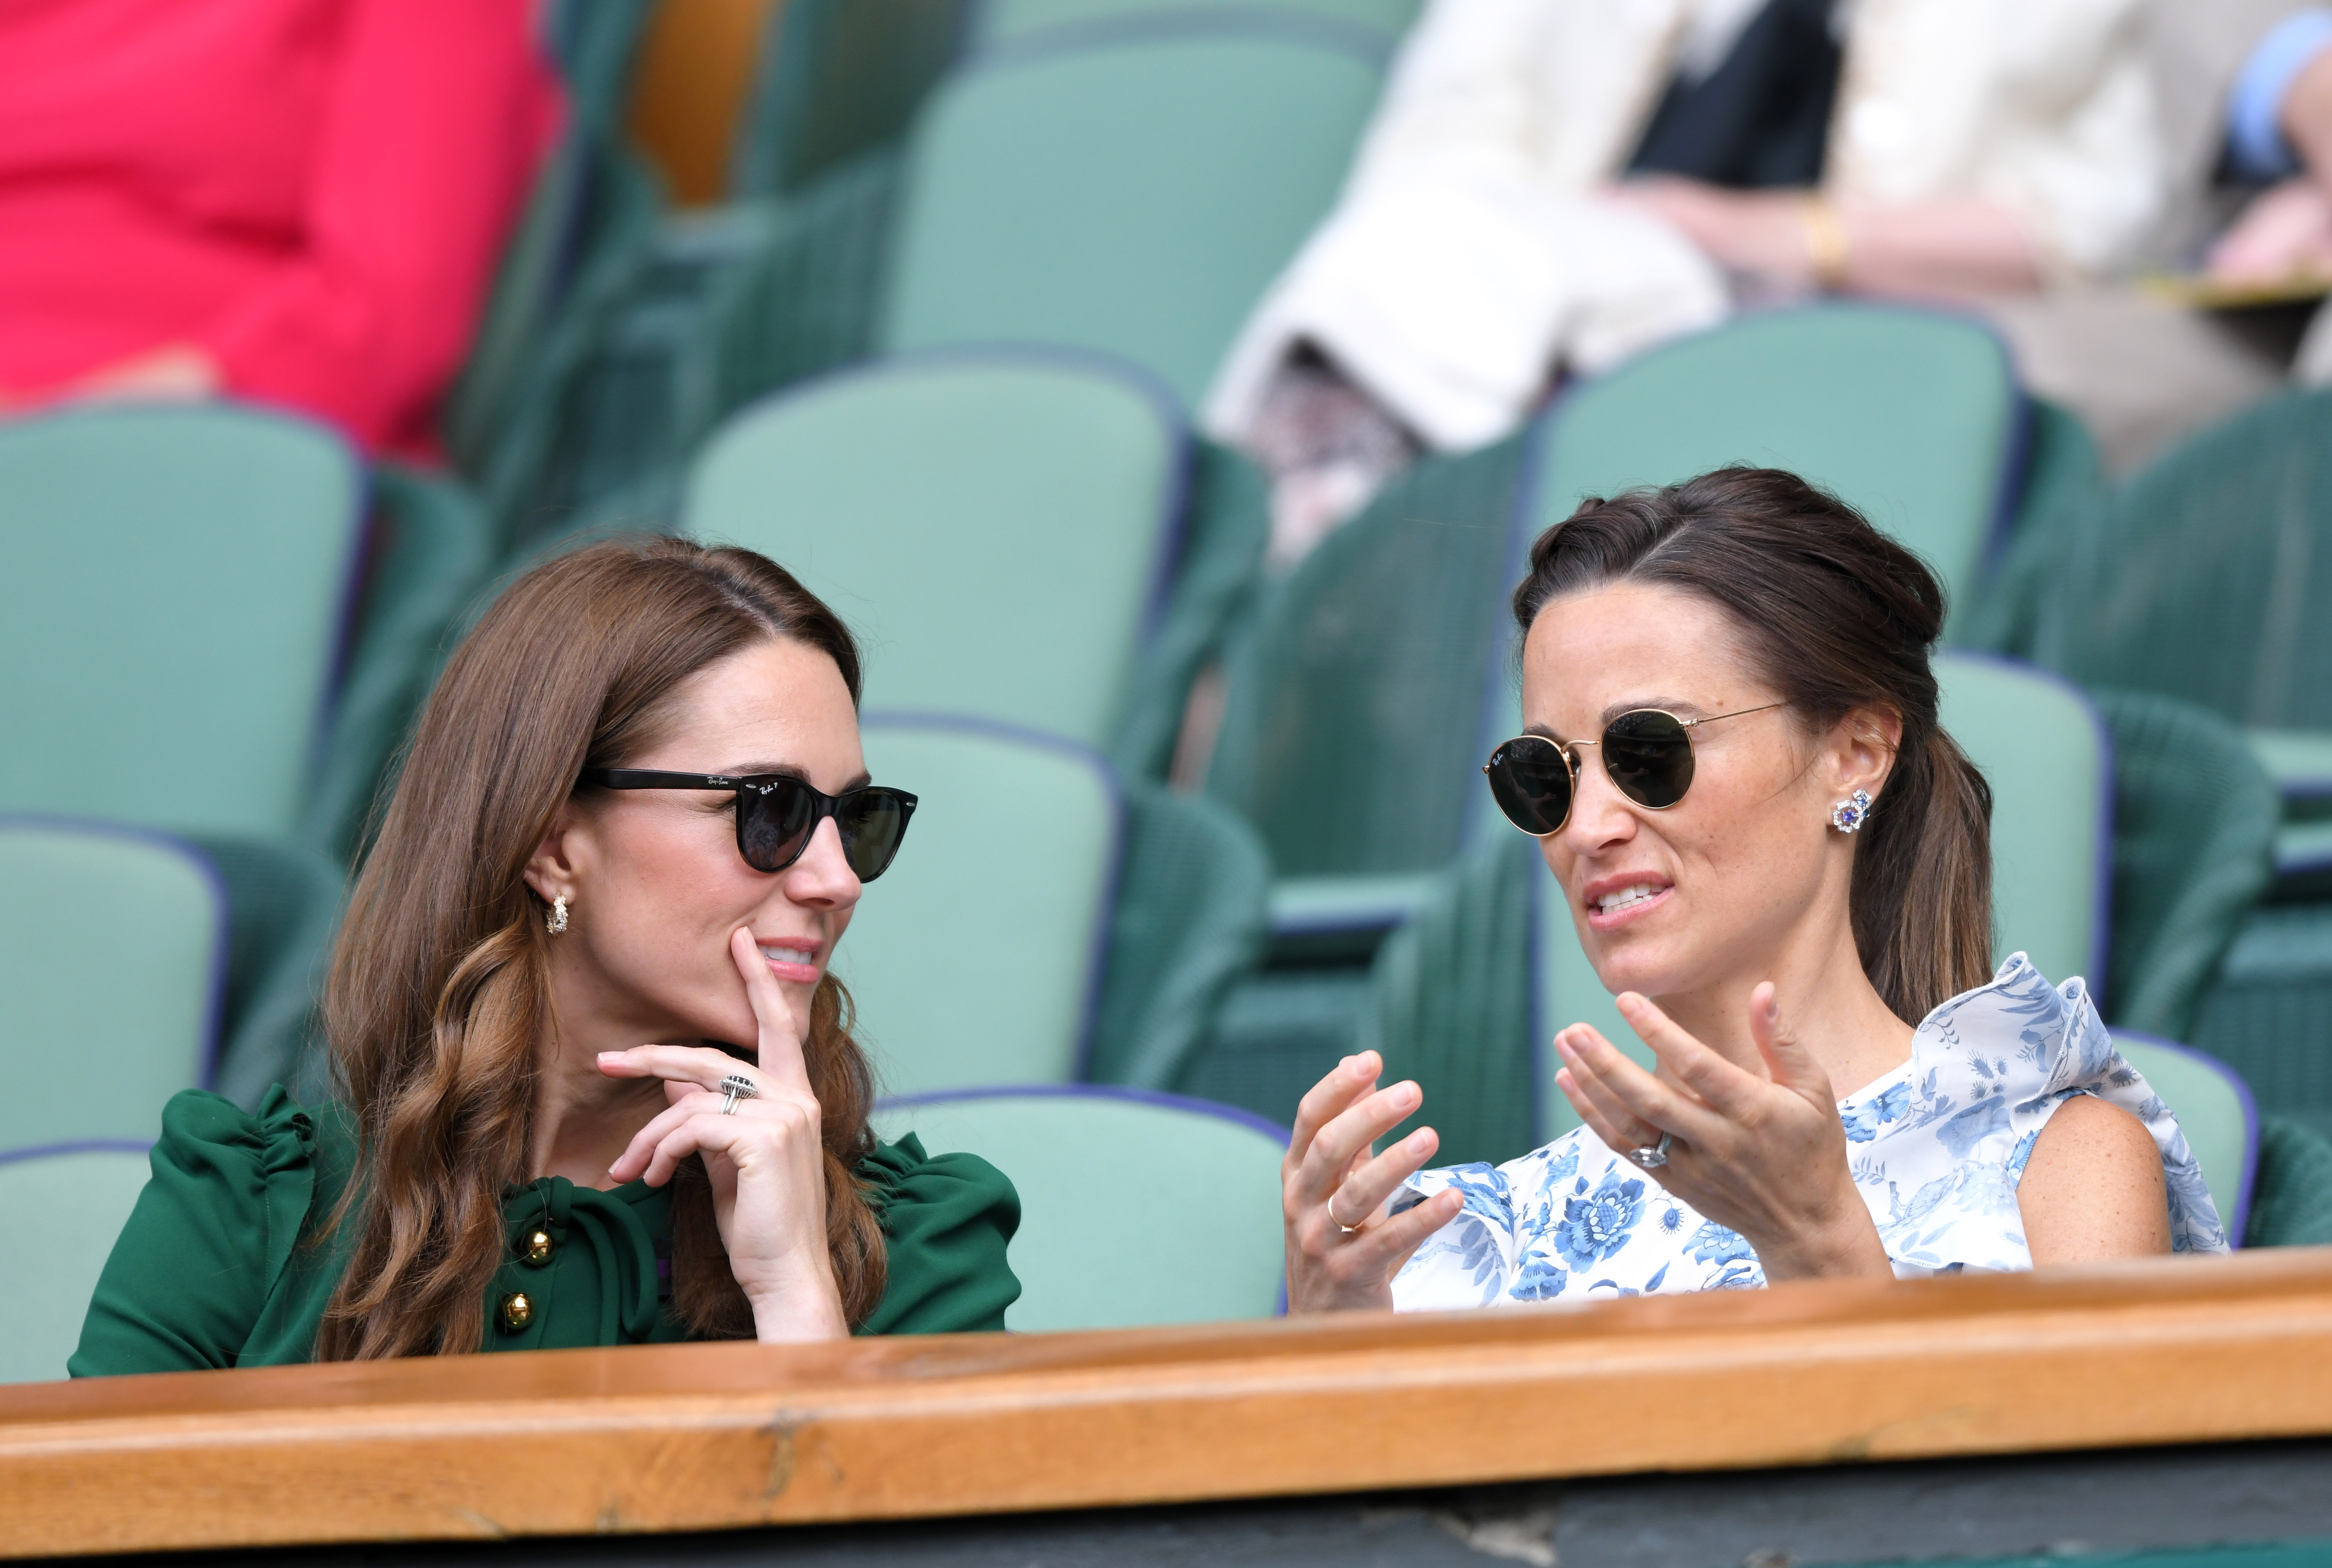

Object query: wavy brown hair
[1513,467,1994,1025]
[316,538,887,1360]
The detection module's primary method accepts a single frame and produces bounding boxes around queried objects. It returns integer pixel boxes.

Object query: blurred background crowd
[9,0,2332,1371]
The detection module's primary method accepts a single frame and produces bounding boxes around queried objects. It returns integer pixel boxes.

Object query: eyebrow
[723,762,876,791]
[1522,698,1713,744]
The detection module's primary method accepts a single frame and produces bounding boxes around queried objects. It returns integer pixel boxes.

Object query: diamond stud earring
[1829,789,1873,834]
[547,894,569,935]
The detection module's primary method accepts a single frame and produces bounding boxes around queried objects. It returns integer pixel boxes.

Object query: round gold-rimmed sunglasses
[1482,704,1786,836]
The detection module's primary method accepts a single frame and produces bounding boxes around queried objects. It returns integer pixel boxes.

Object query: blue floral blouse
[1391,955,2229,1310]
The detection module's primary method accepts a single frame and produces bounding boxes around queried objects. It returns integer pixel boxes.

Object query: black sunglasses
[582,769,918,879]
[1482,704,1785,836]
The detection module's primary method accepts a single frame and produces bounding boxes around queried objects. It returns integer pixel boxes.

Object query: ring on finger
[1327,1204,1364,1236]
[718,1073,759,1116]
[1628,1130,1675,1170]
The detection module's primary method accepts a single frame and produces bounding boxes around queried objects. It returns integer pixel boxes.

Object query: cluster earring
[547,894,569,935]
[1829,789,1873,834]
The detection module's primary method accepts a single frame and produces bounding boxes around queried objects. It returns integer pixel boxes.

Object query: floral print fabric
[1390,955,2229,1311]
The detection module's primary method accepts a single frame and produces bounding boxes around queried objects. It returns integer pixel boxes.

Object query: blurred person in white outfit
[1212,0,2164,561]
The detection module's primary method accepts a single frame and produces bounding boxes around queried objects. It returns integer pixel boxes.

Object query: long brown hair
[1512,467,1993,1024]
[316,538,887,1360]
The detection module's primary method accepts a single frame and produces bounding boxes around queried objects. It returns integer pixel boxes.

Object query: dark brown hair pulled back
[317,537,885,1360]
[1512,467,1993,1025]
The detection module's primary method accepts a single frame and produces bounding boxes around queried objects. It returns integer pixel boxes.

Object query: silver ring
[1628,1131,1674,1170]
[719,1073,759,1116]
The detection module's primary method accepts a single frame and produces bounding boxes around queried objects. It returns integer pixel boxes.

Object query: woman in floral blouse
[1282,468,2224,1313]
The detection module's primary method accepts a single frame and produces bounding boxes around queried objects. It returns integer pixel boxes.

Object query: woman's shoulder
[851,1133,1023,1337]
[70,1086,356,1377]
[1909,952,2116,1094]
[856,1132,1020,1224]
[146,1085,353,1194]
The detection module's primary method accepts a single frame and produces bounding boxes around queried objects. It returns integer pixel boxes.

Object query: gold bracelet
[1801,194,1851,291]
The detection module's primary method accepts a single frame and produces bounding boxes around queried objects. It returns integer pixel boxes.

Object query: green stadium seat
[1087,783,1272,1091]
[877,18,1388,407]
[974,0,1420,47]
[683,354,1183,753]
[2113,1032,2257,1244]
[0,407,363,844]
[307,464,498,863]
[2090,690,2277,1043]
[840,720,1119,1094]
[1531,305,2021,633]
[872,1087,1286,1328]
[0,823,225,1150]
[730,0,966,201]
[0,1145,153,1384]
[2023,383,2332,737]
[446,0,666,543]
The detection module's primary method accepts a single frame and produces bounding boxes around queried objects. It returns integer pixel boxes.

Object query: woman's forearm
[1830,197,2044,298]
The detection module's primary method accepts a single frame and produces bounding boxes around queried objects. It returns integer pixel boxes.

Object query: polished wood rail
[8,1247,2332,1559]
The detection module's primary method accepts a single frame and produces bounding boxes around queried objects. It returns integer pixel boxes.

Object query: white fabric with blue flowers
[1390,954,2228,1311]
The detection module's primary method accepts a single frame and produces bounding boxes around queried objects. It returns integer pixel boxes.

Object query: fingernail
[1407,1130,1432,1152]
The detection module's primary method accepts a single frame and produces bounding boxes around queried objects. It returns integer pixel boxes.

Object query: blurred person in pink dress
[0,0,561,459]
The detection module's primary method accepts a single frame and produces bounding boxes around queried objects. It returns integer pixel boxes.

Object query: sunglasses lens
[736,780,819,873]
[1485,736,1573,835]
[837,790,914,882]
[1602,711,1696,808]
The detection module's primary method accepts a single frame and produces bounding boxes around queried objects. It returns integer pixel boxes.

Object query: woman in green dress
[73,539,1019,1372]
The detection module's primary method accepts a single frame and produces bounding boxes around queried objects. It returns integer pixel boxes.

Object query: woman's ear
[1830,704,1904,802]
[521,802,585,907]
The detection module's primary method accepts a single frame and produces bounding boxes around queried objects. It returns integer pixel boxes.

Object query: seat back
[839,721,1119,1093]
[2032,384,2332,731]
[2113,1031,2257,1245]
[872,1087,1286,1328]
[0,407,364,840]
[1205,437,1527,890]
[0,822,226,1149]
[0,1145,154,1383]
[1529,305,2020,631]
[1535,653,2108,1141]
[877,20,1387,406]
[731,0,967,199]
[975,0,1421,46]
[685,355,1183,750]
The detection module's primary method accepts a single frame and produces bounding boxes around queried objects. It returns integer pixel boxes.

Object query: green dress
[69,1087,1020,1375]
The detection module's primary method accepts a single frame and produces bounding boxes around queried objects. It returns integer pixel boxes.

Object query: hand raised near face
[598,926,846,1341]
[1281,1051,1463,1312]
[1552,984,1892,1283]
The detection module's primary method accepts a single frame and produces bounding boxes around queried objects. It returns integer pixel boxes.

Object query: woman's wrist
[1757,1199,1892,1283]
[747,1269,849,1342]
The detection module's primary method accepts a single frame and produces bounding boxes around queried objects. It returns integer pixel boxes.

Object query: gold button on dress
[498,1292,534,1333]
[520,1228,554,1267]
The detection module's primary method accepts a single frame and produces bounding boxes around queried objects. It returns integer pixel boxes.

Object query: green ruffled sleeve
[855,1133,1020,1336]
[69,1086,330,1377]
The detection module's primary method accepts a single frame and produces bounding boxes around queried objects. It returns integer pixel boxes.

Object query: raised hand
[1552,983,1892,1282]
[1281,1051,1463,1312]
[599,926,846,1341]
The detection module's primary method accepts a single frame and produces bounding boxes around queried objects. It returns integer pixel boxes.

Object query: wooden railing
[7,1247,2332,1560]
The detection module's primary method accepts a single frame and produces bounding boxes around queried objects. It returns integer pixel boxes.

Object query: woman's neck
[528,1033,670,1189]
[1651,917,1917,1103]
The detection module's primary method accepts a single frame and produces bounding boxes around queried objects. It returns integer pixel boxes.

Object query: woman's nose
[782,817,862,909]
[1560,751,1639,852]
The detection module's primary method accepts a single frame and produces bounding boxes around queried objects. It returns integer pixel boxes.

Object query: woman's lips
[757,943,821,984]
[1582,881,1675,931]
